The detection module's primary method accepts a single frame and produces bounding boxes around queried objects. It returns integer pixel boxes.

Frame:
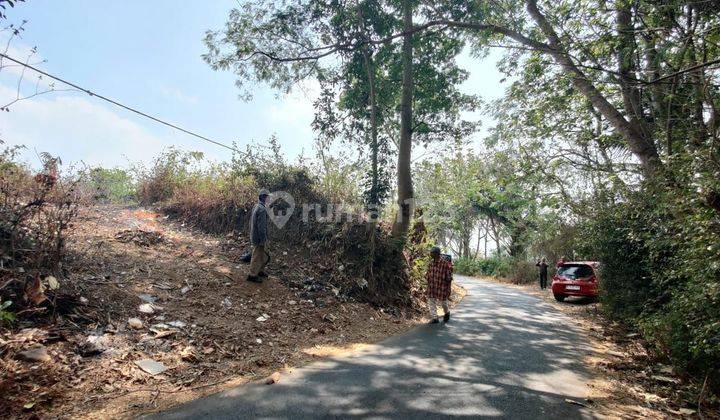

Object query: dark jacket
[250,201,268,246]
[536,261,548,276]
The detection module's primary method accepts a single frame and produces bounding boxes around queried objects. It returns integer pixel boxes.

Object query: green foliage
[453,256,512,278]
[134,148,204,205]
[0,300,15,323]
[83,167,136,203]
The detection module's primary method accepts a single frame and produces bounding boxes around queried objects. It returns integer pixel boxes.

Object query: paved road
[148,276,596,419]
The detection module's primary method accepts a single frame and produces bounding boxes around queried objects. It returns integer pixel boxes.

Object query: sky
[0,0,506,169]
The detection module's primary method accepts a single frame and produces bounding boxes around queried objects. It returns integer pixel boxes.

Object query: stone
[128,318,144,329]
[168,320,186,328]
[137,294,157,303]
[138,303,155,314]
[17,346,50,362]
[180,346,198,362]
[134,359,168,375]
[265,371,281,385]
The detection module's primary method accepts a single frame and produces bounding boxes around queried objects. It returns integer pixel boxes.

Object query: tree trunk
[391,0,414,240]
[359,6,380,218]
[524,0,664,181]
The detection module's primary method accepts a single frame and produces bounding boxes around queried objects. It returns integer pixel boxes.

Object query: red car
[551,261,600,302]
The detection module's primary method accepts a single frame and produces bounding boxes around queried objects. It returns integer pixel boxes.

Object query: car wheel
[554,294,566,302]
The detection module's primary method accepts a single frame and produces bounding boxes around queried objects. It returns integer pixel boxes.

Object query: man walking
[426,246,453,324]
[536,257,549,290]
[247,188,270,283]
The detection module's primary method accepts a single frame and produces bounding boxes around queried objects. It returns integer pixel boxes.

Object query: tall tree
[205,0,478,239]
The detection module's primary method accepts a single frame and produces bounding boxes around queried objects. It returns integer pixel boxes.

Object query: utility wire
[0,52,246,155]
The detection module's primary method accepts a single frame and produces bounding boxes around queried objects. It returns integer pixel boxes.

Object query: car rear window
[557,264,594,279]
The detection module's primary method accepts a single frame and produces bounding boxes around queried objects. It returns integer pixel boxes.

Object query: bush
[579,181,720,383]
[453,255,513,278]
[135,149,204,205]
[0,144,80,272]
[508,260,538,284]
[81,167,136,203]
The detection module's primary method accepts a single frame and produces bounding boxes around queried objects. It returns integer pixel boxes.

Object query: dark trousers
[539,274,548,289]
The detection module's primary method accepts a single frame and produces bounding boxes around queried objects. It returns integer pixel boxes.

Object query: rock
[77,335,108,357]
[651,375,679,384]
[323,313,338,323]
[17,346,50,362]
[168,320,186,328]
[180,346,198,362]
[288,300,297,305]
[657,365,673,375]
[222,297,232,309]
[128,318,144,329]
[138,294,157,303]
[256,338,263,344]
[79,296,89,305]
[134,359,168,375]
[256,314,270,322]
[180,285,192,295]
[152,330,176,339]
[265,371,281,385]
[138,303,155,314]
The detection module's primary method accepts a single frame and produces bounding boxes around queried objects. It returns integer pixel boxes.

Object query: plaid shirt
[426,258,453,300]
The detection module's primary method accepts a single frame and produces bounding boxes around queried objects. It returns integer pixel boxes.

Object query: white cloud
[0,83,171,169]
[158,86,198,105]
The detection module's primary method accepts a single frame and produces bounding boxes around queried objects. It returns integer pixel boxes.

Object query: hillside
[1,205,464,418]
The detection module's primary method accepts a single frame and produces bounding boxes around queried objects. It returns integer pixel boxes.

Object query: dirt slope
[1,205,450,419]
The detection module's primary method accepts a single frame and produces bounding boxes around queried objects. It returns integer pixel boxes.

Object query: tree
[204,0,478,240]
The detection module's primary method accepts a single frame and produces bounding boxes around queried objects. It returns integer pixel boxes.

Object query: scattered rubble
[134,359,168,375]
[0,205,419,419]
[16,346,50,363]
[114,228,165,246]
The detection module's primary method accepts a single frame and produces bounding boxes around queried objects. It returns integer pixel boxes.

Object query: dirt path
[2,205,445,419]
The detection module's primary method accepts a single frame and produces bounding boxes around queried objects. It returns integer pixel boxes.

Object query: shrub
[0,144,80,272]
[509,260,538,284]
[135,149,203,205]
[579,181,720,383]
[453,257,481,276]
[81,167,136,203]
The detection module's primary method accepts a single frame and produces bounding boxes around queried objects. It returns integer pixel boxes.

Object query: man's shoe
[443,312,450,323]
[246,275,262,283]
[428,318,440,324]
[258,271,268,278]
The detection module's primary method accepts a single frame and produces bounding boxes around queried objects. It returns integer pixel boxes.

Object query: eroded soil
[2,205,457,419]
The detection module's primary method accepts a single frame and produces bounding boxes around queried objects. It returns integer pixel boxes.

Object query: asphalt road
[148,276,596,419]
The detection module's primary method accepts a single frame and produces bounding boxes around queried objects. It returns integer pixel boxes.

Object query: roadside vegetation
[1,0,718,416]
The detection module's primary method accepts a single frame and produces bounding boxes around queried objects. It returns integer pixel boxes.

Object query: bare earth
[2,205,468,419]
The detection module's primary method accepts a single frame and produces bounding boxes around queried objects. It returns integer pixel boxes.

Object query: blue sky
[0,0,505,169]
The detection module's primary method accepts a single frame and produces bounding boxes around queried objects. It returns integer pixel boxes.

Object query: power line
[0,52,246,155]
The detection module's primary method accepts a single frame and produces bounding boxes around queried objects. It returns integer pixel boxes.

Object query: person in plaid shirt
[426,247,453,324]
